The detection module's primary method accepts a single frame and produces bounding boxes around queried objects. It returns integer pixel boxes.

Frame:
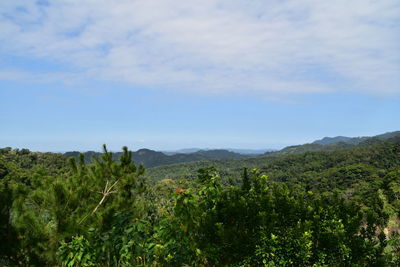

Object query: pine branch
[78,179,120,224]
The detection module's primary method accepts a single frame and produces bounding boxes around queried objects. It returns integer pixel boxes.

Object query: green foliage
[58,212,154,266]
[58,236,97,267]
[0,178,20,266]
[2,145,146,265]
[147,168,390,266]
[1,139,399,266]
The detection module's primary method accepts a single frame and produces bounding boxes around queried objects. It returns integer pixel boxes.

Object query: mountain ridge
[312,131,400,145]
[59,130,400,168]
[64,148,248,168]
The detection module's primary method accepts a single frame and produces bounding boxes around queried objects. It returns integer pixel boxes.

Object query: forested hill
[146,133,400,184]
[312,131,400,145]
[1,131,398,172]
[263,130,400,156]
[64,148,248,168]
[63,131,400,168]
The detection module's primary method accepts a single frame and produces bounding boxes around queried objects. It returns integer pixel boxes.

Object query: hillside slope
[146,135,400,187]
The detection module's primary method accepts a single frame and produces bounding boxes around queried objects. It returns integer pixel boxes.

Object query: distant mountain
[64,148,248,168]
[268,131,400,156]
[64,131,400,168]
[226,148,275,155]
[272,142,353,155]
[162,148,203,155]
[313,136,363,145]
[145,131,400,183]
[373,131,400,141]
[313,131,400,146]
[164,148,274,155]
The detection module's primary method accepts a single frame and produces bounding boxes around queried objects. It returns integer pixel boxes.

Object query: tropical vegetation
[1,133,399,266]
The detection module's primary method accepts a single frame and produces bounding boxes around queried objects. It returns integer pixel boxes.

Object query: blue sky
[1,0,399,151]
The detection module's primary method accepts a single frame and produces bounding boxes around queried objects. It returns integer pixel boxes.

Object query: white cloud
[0,0,399,96]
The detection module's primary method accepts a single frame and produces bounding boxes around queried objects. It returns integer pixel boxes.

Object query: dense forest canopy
[1,133,400,266]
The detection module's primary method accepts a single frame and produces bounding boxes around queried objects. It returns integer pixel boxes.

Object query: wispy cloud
[1,0,399,97]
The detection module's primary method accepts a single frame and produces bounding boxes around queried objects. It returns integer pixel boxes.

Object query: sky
[1,0,399,152]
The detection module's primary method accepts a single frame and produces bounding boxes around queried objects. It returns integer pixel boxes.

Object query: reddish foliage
[176,188,186,194]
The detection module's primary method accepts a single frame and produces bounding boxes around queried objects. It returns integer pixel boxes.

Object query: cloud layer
[1,0,399,97]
